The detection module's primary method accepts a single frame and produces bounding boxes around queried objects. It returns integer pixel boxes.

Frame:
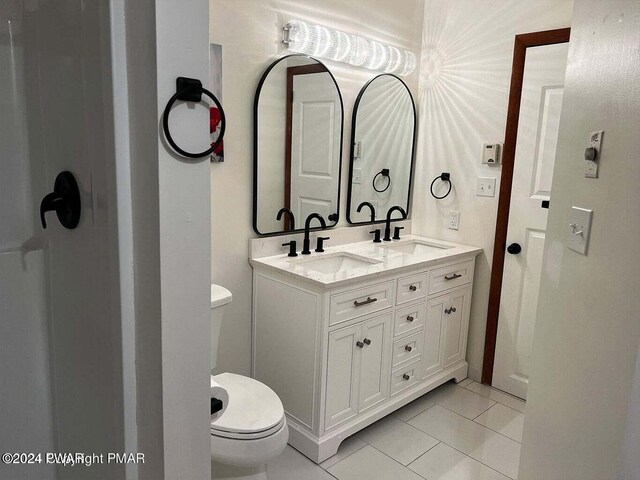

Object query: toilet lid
[210,373,284,436]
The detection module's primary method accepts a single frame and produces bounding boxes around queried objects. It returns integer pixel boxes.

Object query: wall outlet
[449,211,460,230]
[476,177,496,197]
[352,168,362,184]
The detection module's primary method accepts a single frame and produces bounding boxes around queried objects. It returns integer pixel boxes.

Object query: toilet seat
[210,373,285,440]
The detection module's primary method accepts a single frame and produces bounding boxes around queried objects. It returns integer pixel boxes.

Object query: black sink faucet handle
[315,237,330,253]
[369,229,382,243]
[282,241,298,257]
[393,226,405,240]
[384,206,407,241]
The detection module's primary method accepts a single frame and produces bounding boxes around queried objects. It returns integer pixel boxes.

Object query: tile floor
[266,379,526,480]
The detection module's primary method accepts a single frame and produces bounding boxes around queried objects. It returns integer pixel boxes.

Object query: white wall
[519,1,640,478]
[210,0,424,375]
[411,0,573,380]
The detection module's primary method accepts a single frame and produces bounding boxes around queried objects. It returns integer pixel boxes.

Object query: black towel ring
[373,168,391,193]
[162,77,226,159]
[430,172,452,199]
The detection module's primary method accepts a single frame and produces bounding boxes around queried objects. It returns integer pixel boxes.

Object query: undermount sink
[291,252,381,275]
[384,240,452,256]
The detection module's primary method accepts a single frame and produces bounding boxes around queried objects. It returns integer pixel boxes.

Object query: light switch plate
[568,206,593,255]
[476,177,496,197]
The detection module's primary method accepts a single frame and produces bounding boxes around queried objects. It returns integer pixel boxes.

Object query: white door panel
[291,72,340,223]
[493,43,569,399]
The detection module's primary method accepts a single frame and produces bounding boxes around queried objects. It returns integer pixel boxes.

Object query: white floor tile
[474,403,525,443]
[430,383,496,419]
[393,392,438,422]
[458,378,474,388]
[408,405,521,479]
[328,445,424,480]
[408,442,511,480]
[267,445,336,480]
[357,415,439,465]
[465,382,526,413]
[320,435,367,470]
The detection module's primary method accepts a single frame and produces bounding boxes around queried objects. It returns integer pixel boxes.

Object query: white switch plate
[353,168,362,184]
[585,130,604,178]
[449,211,460,230]
[568,206,593,255]
[476,177,496,197]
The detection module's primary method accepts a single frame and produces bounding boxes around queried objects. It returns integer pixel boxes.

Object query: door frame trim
[481,28,571,385]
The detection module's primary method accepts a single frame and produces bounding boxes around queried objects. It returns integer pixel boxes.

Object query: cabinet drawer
[391,360,421,396]
[429,260,474,295]
[394,302,426,338]
[330,281,394,326]
[392,331,422,367]
[396,272,428,305]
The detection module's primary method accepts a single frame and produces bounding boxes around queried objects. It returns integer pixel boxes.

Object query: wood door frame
[284,63,329,229]
[481,28,571,385]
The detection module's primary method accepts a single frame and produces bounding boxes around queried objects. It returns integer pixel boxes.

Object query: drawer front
[391,360,421,396]
[392,331,423,367]
[330,281,394,326]
[429,260,474,295]
[394,302,426,338]
[396,272,428,305]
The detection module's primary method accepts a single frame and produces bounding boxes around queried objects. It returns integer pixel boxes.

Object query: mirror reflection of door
[285,65,341,230]
[486,30,570,400]
[254,55,343,236]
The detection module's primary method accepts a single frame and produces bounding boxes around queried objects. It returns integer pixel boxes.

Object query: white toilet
[210,284,288,480]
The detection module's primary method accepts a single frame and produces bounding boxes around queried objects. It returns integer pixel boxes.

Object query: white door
[290,72,341,223]
[358,314,392,412]
[1,2,126,479]
[493,43,569,399]
[325,323,361,429]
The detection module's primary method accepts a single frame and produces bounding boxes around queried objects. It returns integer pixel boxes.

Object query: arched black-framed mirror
[253,54,344,236]
[347,74,417,224]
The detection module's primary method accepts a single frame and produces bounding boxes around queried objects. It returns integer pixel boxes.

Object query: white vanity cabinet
[252,248,479,463]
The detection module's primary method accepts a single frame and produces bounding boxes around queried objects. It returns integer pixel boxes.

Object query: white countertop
[250,235,482,289]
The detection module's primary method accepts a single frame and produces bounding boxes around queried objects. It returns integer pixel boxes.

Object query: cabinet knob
[406,315,414,322]
[356,341,364,349]
[409,285,417,292]
[402,373,411,381]
[405,345,412,352]
[363,338,372,346]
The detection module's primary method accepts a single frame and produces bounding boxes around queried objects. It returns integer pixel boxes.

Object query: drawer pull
[409,285,417,292]
[444,273,462,281]
[406,315,414,322]
[356,341,364,349]
[354,296,377,307]
[402,373,411,380]
[404,345,412,352]
[363,338,372,346]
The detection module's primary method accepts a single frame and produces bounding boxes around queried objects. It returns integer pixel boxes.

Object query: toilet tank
[210,284,232,372]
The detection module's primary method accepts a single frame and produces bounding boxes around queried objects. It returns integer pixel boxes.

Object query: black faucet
[384,206,407,241]
[276,207,295,231]
[302,213,327,255]
[356,201,376,222]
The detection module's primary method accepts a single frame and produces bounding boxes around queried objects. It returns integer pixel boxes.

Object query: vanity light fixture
[282,19,417,76]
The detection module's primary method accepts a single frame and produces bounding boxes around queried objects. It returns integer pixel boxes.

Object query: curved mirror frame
[347,74,416,224]
[253,54,344,236]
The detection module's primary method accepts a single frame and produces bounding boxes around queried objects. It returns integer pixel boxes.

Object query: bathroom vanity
[251,235,481,463]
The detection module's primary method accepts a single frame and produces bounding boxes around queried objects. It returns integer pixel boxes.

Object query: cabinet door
[325,323,361,429]
[358,313,392,412]
[423,294,446,378]
[443,286,471,368]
